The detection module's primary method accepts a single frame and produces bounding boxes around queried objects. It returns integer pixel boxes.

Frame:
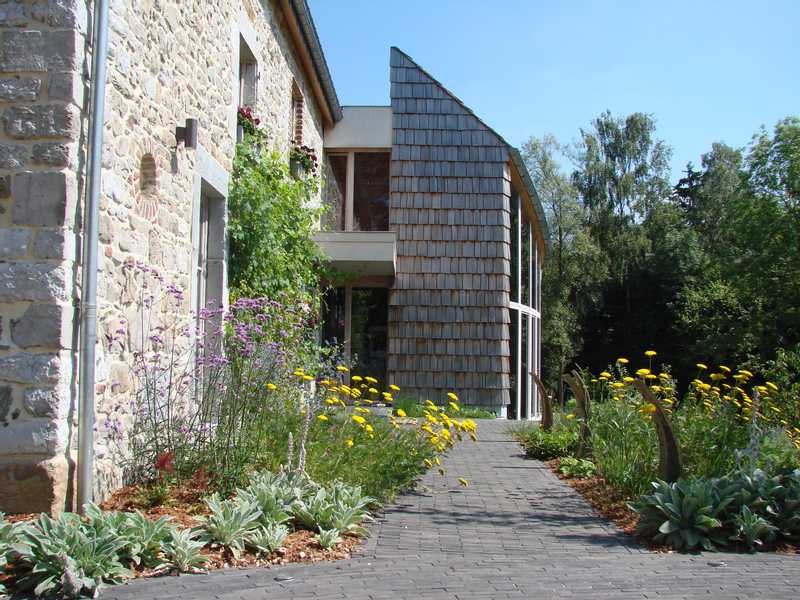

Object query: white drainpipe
[77,0,110,511]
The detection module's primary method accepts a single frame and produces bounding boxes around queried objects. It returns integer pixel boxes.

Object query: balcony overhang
[314,230,397,276]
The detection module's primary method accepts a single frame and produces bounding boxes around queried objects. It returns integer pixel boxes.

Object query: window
[239,36,257,110]
[353,153,390,231]
[291,81,304,145]
[196,184,226,354]
[508,183,541,421]
[323,151,391,232]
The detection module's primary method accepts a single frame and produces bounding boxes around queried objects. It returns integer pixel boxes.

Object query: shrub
[513,424,578,460]
[200,494,262,558]
[632,478,735,550]
[590,397,659,496]
[558,457,598,479]
[0,513,22,595]
[159,527,208,574]
[731,505,778,551]
[314,527,342,550]
[14,513,131,598]
[246,523,289,556]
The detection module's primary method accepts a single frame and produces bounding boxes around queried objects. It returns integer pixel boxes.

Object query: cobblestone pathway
[108,420,799,600]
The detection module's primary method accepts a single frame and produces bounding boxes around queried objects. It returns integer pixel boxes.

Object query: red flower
[155,451,175,474]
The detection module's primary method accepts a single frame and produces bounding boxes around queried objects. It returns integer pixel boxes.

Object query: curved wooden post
[531,372,554,432]
[562,370,591,458]
[634,380,682,482]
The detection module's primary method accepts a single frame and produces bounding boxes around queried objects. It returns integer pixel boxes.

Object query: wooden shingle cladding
[388,48,515,407]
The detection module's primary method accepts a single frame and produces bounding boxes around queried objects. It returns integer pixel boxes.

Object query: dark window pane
[509,309,518,419]
[510,193,519,303]
[522,215,531,307]
[321,287,346,347]
[351,288,388,384]
[521,316,529,419]
[323,155,347,231]
[353,153,389,231]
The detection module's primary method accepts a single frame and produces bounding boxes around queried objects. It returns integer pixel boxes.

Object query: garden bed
[547,458,800,555]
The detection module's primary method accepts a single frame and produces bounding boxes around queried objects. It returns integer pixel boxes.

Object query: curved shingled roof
[390,47,550,252]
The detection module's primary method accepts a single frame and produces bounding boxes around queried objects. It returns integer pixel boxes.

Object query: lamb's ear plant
[14,512,131,598]
[122,512,173,567]
[0,512,23,595]
[159,527,208,574]
[632,478,735,551]
[237,472,296,526]
[313,527,342,550]
[731,505,778,551]
[246,523,289,555]
[200,493,262,558]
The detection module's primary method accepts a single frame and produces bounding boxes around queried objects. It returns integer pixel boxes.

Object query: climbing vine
[228,111,325,301]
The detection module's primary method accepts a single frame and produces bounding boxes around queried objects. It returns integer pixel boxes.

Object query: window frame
[325,149,391,232]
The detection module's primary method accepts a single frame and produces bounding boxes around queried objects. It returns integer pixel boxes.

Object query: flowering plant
[289,141,318,177]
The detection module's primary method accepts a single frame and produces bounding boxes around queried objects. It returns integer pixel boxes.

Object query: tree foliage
[526,113,800,392]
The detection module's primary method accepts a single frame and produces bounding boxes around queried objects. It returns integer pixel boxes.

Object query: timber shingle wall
[388,48,511,407]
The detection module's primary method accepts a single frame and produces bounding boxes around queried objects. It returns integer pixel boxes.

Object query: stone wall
[0,0,327,514]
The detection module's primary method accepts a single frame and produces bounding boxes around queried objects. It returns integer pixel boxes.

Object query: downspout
[77,0,110,511]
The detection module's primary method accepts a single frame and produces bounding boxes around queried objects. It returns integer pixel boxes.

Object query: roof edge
[509,148,551,253]
[391,47,550,252]
[288,0,343,123]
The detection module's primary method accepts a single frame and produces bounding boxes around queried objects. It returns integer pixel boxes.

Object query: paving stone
[108,421,799,600]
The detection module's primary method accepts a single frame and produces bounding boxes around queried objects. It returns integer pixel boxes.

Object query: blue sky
[309,0,799,181]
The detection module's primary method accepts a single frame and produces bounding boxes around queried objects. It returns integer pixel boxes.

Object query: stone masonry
[0,0,328,513]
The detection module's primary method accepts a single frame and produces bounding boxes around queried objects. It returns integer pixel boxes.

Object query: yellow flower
[266,383,277,391]
[447,392,459,401]
[426,413,439,425]
[635,368,651,377]
[354,407,371,414]
[448,401,460,412]
[458,478,470,487]
[434,456,441,466]
[590,378,598,383]
[365,423,374,433]
[396,408,407,417]
[600,371,612,378]
[565,413,575,420]
[738,369,754,378]
[611,382,625,389]
[658,372,670,380]
[617,358,629,364]
[645,350,657,357]
[389,384,401,391]
[719,365,731,373]
[640,403,657,414]
[424,458,433,468]
[368,387,379,394]
[645,374,657,380]
[317,415,329,421]
[623,376,635,383]
[302,374,314,381]
[766,381,779,392]
[365,376,378,384]
[336,365,349,372]
[351,375,363,382]
[696,363,708,370]
[351,415,366,425]
[345,439,354,447]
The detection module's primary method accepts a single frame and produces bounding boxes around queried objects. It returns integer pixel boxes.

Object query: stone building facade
[0,0,340,514]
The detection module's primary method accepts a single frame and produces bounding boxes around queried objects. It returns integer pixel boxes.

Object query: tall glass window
[350,288,389,382]
[508,184,542,421]
[510,193,519,303]
[353,153,390,231]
